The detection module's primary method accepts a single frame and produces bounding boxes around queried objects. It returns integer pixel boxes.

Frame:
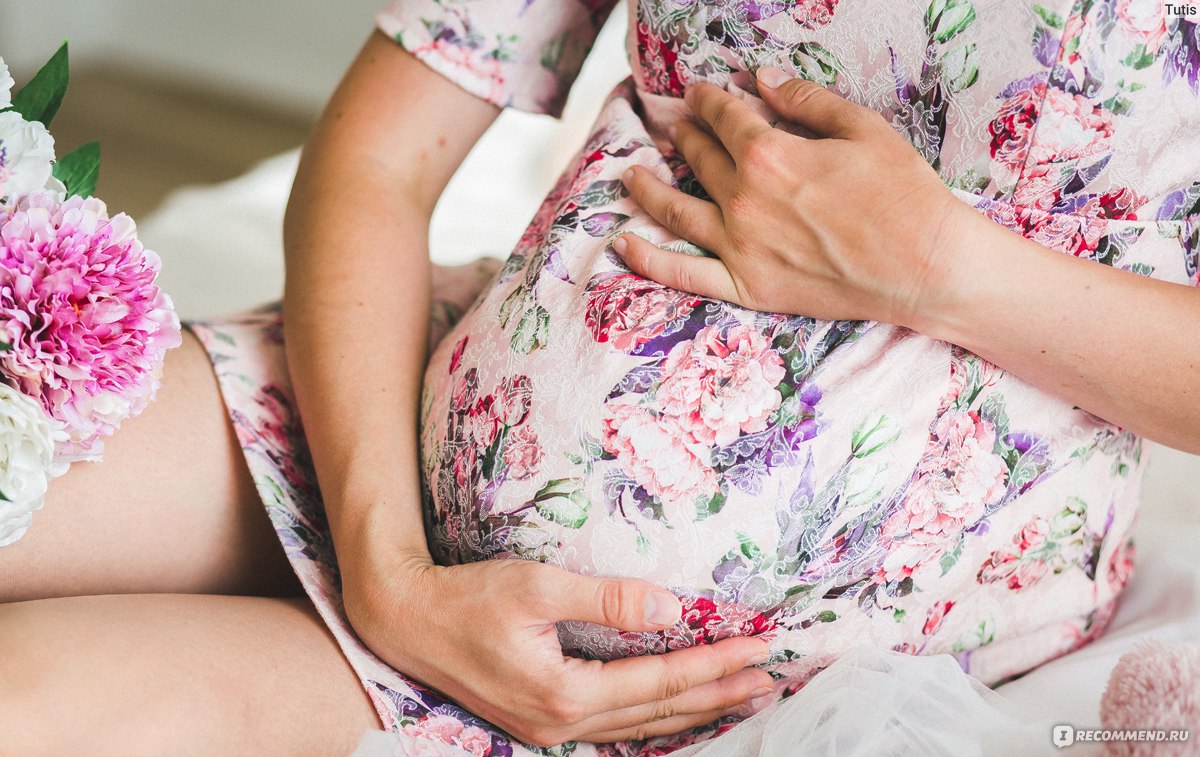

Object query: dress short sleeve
[376,0,619,117]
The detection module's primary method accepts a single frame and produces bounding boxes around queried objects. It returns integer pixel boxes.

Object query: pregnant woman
[5,0,1200,754]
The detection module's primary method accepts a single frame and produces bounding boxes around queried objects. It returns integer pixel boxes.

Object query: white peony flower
[0,58,13,110]
[0,382,68,548]
[0,110,56,200]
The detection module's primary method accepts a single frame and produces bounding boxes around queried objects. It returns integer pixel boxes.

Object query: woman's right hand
[343,550,775,747]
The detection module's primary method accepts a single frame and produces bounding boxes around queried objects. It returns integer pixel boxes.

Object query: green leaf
[737,532,762,561]
[932,3,976,43]
[10,41,70,126]
[533,478,591,528]
[939,536,964,576]
[790,42,841,88]
[511,304,550,354]
[1121,44,1156,70]
[695,489,727,520]
[52,141,100,198]
[1033,5,1064,29]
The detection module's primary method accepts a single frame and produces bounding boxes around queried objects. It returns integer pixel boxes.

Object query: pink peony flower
[989,82,1115,208]
[402,713,493,757]
[1016,517,1050,551]
[1116,0,1168,54]
[636,22,688,96]
[0,192,181,460]
[887,410,1007,544]
[977,515,1053,590]
[502,425,543,480]
[657,324,786,448]
[671,595,778,647]
[584,273,699,353]
[1026,210,1107,256]
[601,399,718,515]
[792,0,839,28]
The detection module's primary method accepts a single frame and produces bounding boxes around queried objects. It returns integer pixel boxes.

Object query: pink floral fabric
[190,1,1199,754]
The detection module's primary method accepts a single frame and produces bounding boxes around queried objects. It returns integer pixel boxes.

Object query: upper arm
[299,31,502,216]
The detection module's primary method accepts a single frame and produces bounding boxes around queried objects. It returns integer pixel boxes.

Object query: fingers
[577,709,729,744]
[755,66,876,139]
[536,567,683,631]
[571,633,771,712]
[621,165,725,252]
[684,82,773,162]
[670,119,737,203]
[614,234,743,305]
[573,665,773,740]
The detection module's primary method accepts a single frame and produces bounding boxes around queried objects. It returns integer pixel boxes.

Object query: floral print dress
[186,0,1200,754]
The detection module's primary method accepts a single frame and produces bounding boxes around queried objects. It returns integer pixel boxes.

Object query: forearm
[281,33,497,584]
[283,178,433,571]
[917,209,1200,454]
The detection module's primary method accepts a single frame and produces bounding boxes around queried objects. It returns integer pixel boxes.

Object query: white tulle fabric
[349,646,1054,757]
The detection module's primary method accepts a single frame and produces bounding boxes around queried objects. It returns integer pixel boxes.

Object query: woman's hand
[617,67,973,328]
[343,550,774,747]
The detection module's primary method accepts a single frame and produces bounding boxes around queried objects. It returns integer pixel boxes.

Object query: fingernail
[666,122,678,141]
[613,235,628,255]
[747,650,770,666]
[622,166,636,184]
[750,686,773,698]
[644,591,681,625]
[756,66,790,89]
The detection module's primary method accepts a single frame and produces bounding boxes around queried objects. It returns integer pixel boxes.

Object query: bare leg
[0,328,301,603]
[0,593,381,756]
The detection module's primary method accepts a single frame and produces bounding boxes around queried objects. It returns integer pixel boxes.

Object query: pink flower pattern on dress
[584,273,699,353]
[656,325,786,448]
[989,82,1116,211]
[403,714,495,757]
[888,411,1007,543]
[1115,0,1168,55]
[601,399,719,512]
[502,425,543,480]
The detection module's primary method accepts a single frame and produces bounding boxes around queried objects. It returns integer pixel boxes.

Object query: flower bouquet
[0,44,181,546]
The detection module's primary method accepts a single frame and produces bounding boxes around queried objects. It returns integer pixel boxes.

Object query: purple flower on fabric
[1164,19,1200,93]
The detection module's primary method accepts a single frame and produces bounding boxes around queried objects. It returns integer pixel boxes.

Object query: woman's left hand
[617,67,975,328]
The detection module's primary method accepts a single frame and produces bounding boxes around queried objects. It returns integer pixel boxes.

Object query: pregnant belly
[418,247,1142,690]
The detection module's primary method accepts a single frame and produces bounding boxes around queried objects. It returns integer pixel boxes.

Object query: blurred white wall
[0,0,383,112]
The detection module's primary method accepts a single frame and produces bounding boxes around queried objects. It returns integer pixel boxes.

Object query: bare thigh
[0,327,301,603]
[0,593,381,756]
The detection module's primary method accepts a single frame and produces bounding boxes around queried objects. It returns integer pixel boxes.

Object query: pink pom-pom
[1100,639,1200,756]
[0,191,182,460]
